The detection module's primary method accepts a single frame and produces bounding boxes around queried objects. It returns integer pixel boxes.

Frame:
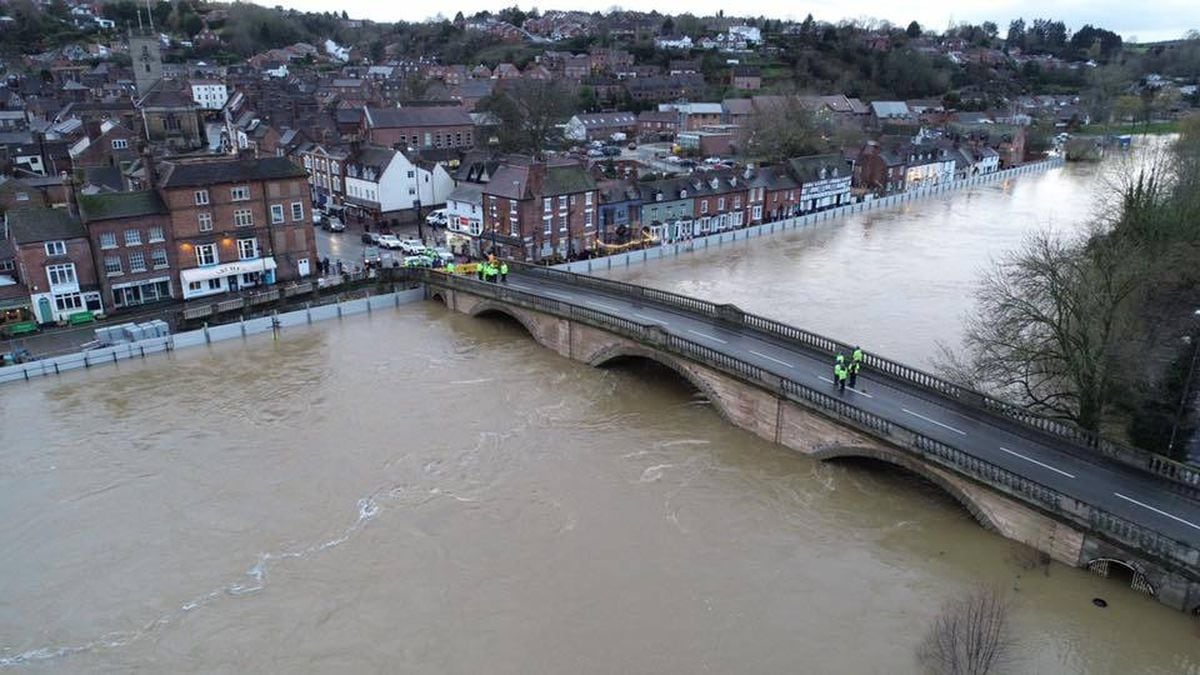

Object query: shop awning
[180,258,278,285]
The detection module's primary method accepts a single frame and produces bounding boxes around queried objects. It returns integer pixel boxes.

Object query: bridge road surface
[499,271,1200,550]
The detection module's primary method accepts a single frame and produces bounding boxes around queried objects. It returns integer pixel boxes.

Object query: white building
[444,183,484,255]
[787,155,854,212]
[190,80,228,111]
[344,146,455,217]
[728,25,762,44]
[903,144,957,187]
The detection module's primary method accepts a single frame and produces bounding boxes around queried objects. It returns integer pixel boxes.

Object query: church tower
[130,29,163,97]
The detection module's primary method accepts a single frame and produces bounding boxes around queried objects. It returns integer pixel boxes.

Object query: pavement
[314,217,451,271]
[499,269,1200,549]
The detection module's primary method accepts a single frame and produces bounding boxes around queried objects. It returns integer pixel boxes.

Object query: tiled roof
[78,190,167,221]
[6,208,87,243]
[365,106,473,128]
[543,163,596,196]
[159,156,306,188]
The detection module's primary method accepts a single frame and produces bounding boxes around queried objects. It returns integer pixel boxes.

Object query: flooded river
[2,152,1199,672]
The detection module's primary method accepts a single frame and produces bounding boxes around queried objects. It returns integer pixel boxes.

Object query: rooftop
[78,190,168,222]
[159,156,307,188]
[6,208,86,244]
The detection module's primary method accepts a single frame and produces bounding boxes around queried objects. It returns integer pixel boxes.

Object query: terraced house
[79,190,175,310]
[481,160,598,261]
[158,156,317,301]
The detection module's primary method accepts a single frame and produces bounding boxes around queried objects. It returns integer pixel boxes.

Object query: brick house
[688,172,750,235]
[158,157,318,301]
[78,190,176,310]
[67,119,139,170]
[731,66,762,91]
[362,106,475,150]
[854,141,908,196]
[5,207,104,324]
[482,160,598,261]
[136,80,204,151]
[637,110,679,140]
[298,144,349,208]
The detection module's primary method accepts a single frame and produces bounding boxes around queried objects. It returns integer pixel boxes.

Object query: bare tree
[744,97,826,162]
[918,586,1015,675]
[477,79,573,159]
[959,231,1144,432]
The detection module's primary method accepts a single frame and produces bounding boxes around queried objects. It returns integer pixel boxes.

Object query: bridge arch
[468,302,545,343]
[429,290,447,306]
[587,345,734,423]
[810,445,999,532]
[1086,558,1156,596]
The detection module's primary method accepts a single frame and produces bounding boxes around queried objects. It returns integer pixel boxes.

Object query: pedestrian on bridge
[848,359,860,389]
[477,262,486,281]
[500,262,509,283]
[834,352,845,378]
[834,362,848,393]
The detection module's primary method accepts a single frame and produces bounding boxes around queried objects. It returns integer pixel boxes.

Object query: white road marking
[1113,493,1200,532]
[816,375,873,398]
[687,329,727,344]
[586,300,622,312]
[999,447,1076,479]
[901,408,967,436]
[633,313,670,326]
[748,349,794,369]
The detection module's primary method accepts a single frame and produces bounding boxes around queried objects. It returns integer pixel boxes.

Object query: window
[752,205,763,220]
[148,226,164,242]
[194,189,209,205]
[234,209,253,227]
[733,197,741,210]
[559,214,567,232]
[208,279,221,290]
[111,138,129,150]
[559,195,568,210]
[237,238,257,260]
[585,192,594,206]
[701,201,709,214]
[231,186,250,201]
[47,263,76,286]
[44,241,66,256]
[124,229,141,246]
[585,210,594,228]
[331,176,341,192]
[198,212,213,232]
[128,251,147,272]
[407,170,415,179]
[270,204,285,224]
[104,255,122,275]
[151,248,168,268]
[718,198,725,211]
[543,211,552,234]
[331,162,339,173]
[196,244,217,266]
[188,281,202,292]
[291,202,303,221]
[303,156,312,168]
[54,293,83,312]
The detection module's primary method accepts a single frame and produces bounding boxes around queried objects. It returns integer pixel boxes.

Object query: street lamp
[1167,308,1200,458]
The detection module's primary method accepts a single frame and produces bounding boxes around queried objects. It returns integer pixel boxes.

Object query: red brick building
[482,160,598,261]
[5,207,104,324]
[78,190,175,310]
[158,156,318,301]
[362,106,475,150]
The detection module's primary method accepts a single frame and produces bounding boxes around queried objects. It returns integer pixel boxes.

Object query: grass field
[1084,120,1182,136]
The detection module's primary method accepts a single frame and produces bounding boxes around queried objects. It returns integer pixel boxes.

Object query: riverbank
[0,287,425,386]
[553,157,1066,274]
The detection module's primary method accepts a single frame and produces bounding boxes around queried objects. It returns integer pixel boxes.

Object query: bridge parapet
[417,268,1200,581]
[502,261,1200,499]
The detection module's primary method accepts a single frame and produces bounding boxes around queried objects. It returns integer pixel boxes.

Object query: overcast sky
[262,0,1198,43]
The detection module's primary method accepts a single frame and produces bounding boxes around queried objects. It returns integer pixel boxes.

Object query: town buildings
[480,160,599,261]
[362,106,476,150]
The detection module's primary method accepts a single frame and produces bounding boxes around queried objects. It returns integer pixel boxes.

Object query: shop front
[111,276,173,309]
[180,258,278,301]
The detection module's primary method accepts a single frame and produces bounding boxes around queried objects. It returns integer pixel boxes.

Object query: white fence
[0,289,426,386]
[555,158,1065,274]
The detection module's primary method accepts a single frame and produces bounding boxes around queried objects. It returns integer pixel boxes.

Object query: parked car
[664,155,682,164]
[322,216,345,232]
[402,255,434,268]
[587,148,604,158]
[398,239,425,255]
[425,209,448,226]
[602,146,621,157]
[627,142,637,150]
[376,234,403,250]
[361,231,380,245]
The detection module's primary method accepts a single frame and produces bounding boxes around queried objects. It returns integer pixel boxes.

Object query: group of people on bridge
[833,347,864,393]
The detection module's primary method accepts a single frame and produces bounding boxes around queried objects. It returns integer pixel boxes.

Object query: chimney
[140,143,158,190]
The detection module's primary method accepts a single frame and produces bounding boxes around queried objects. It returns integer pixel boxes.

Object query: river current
[2,148,1198,672]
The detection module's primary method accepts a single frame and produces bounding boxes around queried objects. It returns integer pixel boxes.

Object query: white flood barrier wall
[554,158,1065,274]
[0,288,426,386]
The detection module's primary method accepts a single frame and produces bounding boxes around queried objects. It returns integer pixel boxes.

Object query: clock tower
[130,30,163,98]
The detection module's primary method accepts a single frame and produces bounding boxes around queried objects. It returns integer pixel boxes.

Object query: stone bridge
[415,265,1200,613]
